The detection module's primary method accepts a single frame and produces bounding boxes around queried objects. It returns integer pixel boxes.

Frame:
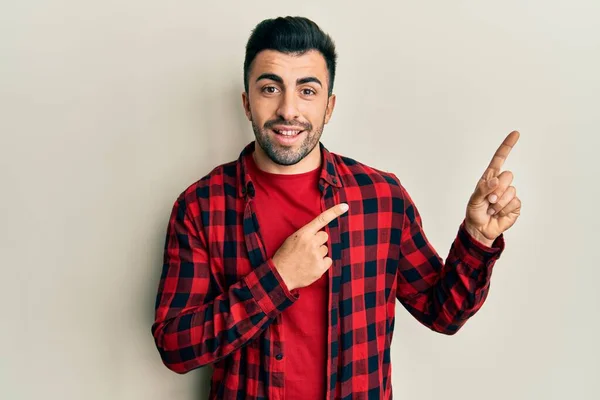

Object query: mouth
[270,128,305,145]
[272,128,304,136]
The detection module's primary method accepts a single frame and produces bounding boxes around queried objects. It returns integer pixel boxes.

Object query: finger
[319,245,329,258]
[323,257,333,269]
[487,170,514,204]
[304,203,349,234]
[470,174,500,205]
[314,230,329,245]
[496,196,521,218]
[488,186,516,215]
[482,130,520,180]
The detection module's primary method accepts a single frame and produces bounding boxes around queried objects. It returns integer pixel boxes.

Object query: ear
[241,92,252,121]
[324,93,336,124]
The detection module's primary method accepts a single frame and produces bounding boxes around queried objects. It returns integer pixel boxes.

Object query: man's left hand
[465,130,522,247]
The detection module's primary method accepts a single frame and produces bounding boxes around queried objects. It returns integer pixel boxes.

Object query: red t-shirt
[246,153,328,400]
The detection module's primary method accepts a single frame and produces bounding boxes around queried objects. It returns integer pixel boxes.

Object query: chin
[269,151,305,166]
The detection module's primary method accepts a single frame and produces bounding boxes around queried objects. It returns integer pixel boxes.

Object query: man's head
[242,17,337,170]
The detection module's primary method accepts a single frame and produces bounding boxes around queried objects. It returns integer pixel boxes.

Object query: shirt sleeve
[395,181,505,335]
[151,195,299,373]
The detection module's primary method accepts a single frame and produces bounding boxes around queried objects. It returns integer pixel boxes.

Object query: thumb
[471,176,499,205]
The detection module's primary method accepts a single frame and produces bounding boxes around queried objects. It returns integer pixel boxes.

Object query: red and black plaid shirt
[152,141,505,400]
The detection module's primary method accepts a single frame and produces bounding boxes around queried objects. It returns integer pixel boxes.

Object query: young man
[151,16,521,400]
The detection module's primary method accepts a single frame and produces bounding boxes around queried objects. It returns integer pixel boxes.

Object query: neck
[253,143,322,175]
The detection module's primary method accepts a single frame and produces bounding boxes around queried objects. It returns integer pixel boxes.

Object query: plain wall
[1,1,598,399]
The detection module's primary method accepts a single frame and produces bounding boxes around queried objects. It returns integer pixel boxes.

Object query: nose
[276,90,301,122]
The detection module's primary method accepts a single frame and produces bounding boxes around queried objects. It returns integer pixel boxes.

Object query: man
[151,16,521,400]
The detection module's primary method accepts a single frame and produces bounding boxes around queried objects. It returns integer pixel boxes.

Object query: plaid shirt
[152,141,505,400]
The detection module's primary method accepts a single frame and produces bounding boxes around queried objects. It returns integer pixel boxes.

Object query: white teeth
[275,130,301,136]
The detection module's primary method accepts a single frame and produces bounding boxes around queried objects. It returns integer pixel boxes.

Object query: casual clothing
[245,153,327,400]
[152,141,505,400]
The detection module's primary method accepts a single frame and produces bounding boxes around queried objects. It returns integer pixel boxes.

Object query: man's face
[242,49,336,166]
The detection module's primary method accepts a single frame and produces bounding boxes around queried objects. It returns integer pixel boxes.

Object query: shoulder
[181,160,237,199]
[331,152,406,198]
[171,159,238,218]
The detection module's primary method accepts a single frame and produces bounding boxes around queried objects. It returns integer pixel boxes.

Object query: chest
[203,187,402,304]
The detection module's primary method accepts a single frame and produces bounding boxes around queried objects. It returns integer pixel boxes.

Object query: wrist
[464,222,495,248]
[271,257,296,291]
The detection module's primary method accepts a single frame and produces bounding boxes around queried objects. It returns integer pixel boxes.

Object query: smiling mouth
[272,129,304,136]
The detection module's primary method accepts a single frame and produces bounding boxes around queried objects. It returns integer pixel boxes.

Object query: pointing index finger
[483,130,520,179]
[305,203,349,234]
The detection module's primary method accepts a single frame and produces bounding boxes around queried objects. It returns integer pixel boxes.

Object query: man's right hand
[272,203,349,291]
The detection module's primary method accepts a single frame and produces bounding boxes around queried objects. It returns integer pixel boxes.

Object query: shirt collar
[236,141,343,198]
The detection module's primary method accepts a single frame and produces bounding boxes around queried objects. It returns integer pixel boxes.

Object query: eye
[262,86,279,94]
[301,88,316,96]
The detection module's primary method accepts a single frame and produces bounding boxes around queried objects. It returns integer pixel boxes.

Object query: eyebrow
[255,73,323,88]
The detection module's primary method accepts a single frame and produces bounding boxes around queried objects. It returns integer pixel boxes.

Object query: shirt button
[332,177,338,184]
[275,353,283,360]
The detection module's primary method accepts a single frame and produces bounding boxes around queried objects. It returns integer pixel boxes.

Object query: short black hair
[244,16,337,96]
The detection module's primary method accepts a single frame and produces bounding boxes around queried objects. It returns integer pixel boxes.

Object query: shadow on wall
[145,81,253,399]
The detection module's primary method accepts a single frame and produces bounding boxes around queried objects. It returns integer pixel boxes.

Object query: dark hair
[244,16,337,96]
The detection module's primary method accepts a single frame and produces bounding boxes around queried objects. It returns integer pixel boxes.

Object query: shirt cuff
[454,219,505,269]
[243,258,299,319]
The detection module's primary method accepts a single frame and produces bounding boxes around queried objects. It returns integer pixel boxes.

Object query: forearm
[398,220,504,334]
[152,259,297,373]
